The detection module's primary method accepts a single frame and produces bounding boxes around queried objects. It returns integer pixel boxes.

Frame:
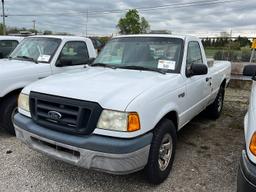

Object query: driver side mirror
[56,58,73,67]
[243,65,256,81]
[187,64,208,77]
[252,74,256,81]
[87,58,95,64]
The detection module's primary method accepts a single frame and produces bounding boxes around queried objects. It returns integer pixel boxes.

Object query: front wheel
[145,119,177,184]
[0,95,18,135]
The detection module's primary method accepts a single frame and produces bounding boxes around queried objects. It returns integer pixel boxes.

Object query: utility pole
[250,49,255,63]
[1,0,6,35]
[250,38,256,63]
[85,9,88,37]
[228,30,232,61]
[32,20,36,33]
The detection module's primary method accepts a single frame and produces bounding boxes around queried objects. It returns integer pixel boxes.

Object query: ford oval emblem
[48,111,62,120]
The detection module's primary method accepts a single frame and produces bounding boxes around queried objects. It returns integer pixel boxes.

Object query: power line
[5,0,240,17]
[91,0,241,15]
[1,0,6,35]
[3,0,247,37]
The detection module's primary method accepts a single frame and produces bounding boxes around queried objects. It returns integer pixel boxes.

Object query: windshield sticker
[38,55,51,62]
[158,60,176,70]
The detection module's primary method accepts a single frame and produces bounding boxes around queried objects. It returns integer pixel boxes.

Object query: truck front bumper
[237,150,256,192]
[14,114,153,175]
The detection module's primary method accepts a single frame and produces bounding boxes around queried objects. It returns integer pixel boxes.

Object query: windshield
[94,37,184,73]
[10,37,61,63]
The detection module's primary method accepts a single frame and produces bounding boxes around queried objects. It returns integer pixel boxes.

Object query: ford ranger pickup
[14,34,231,184]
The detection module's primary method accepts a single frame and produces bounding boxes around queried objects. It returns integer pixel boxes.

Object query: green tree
[234,36,251,47]
[43,30,53,35]
[99,36,111,44]
[140,17,150,33]
[117,9,150,34]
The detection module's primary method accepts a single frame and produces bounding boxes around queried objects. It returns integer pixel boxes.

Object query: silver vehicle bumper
[15,124,151,175]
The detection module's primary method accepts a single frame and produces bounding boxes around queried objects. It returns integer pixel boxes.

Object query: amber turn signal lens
[249,132,256,156]
[128,112,140,132]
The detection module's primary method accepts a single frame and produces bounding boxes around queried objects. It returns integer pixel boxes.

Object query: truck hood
[24,67,179,111]
[0,59,52,98]
[0,59,38,77]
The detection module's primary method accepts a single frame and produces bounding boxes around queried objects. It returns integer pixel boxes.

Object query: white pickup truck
[237,66,256,191]
[14,34,231,184]
[0,35,97,134]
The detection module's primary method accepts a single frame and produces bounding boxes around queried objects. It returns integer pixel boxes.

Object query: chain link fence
[202,37,255,62]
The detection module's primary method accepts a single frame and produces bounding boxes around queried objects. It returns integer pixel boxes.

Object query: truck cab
[0,35,97,134]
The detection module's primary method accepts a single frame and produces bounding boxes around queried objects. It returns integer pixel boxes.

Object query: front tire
[0,95,18,135]
[145,119,177,184]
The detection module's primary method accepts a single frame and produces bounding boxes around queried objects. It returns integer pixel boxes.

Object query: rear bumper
[14,114,153,175]
[237,150,256,192]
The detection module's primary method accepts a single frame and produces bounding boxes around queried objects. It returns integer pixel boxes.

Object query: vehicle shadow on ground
[0,127,11,138]
[21,114,219,192]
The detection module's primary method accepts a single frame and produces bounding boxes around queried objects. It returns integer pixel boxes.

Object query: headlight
[97,110,140,132]
[18,93,30,112]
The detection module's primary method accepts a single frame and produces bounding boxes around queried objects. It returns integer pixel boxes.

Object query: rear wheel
[0,95,18,135]
[206,86,225,119]
[145,119,177,184]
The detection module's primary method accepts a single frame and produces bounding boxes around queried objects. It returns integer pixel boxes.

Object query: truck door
[53,41,90,73]
[184,41,211,122]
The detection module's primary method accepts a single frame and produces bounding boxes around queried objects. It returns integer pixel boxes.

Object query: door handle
[206,77,212,82]
[178,92,185,98]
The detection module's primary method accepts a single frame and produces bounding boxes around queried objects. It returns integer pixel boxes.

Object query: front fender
[126,85,185,137]
[246,83,256,164]
[152,102,179,129]
[0,81,31,98]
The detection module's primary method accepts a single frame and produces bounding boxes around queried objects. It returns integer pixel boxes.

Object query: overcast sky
[2,0,256,37]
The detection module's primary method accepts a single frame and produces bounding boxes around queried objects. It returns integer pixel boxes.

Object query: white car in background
[0,36,24,58]
[0,35,97,135]
[237,65,256,191]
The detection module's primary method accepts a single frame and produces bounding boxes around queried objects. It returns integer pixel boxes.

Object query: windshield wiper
[16,56,38,64]
[118,65,166,74]
[90,63,117,69]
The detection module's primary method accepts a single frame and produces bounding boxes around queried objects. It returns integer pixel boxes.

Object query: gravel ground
[0,87,251,192]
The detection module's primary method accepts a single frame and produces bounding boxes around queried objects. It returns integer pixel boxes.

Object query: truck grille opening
[29,92,103,135]
[31,137,80,158]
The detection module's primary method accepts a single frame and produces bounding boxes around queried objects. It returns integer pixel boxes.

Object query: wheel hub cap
[217,92,223,112]
[158,133,172,171]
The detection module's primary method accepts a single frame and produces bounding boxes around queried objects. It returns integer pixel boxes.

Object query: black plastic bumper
[14,113,153,154]
[237,150,256,192]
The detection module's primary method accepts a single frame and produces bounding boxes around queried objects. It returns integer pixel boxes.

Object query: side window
[0,40,19,58]
[186,41,203,69]
[57,41,89,67]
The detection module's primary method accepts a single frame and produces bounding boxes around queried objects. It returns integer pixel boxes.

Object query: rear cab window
[0,40,19,58]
